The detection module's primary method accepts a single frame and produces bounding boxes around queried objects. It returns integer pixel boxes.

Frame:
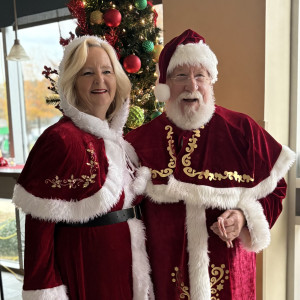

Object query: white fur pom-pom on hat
[154,83,170,102]
[154,29,218,102]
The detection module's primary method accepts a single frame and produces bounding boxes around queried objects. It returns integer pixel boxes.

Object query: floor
[0,198,23,299]
[0,270,22,300]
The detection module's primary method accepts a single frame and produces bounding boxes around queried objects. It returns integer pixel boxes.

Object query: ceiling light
[7,0,29,61]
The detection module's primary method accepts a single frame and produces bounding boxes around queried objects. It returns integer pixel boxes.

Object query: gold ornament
[153,44,163,63]
[90,10,103,25]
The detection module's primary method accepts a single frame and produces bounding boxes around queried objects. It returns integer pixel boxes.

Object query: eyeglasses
[169,74,208,85]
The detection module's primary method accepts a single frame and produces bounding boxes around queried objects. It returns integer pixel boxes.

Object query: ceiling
[1,0,162,29]
[1,0,68,28]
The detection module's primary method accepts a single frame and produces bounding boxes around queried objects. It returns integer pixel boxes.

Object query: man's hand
[210,209,246,248]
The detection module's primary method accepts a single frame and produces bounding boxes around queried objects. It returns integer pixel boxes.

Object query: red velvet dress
[125,106,295,300]
[13,103,153,300]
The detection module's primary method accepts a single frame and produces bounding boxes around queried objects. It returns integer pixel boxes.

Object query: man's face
[165,64,215,130]
[167,64,212,110]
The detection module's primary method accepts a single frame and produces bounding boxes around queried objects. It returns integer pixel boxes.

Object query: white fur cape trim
[135,145,295,250]
[128,218,154,300]
[13,138,133,222]
[22,285,68,300]
[12,95,140,221]
[167,41,218,84]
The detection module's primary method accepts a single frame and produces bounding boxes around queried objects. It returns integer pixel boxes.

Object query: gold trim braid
[151,125,177,178]
[182,129,201,167]
[210,264,229,300]
[150,125,254,183]
[171,266,191,299]
[45,144,99,189]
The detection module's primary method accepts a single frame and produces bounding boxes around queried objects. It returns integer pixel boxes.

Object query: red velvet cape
[126,106,295,300]
[13,113,153,300]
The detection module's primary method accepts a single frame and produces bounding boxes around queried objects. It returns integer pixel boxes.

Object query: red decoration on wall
[103,9,122,27]
[123,55,141,73]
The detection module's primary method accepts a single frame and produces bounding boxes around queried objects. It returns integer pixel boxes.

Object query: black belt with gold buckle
[57,205,142,227]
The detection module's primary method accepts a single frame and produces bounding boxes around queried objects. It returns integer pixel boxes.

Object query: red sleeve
[23,215,63,291]
[258,178,287,228]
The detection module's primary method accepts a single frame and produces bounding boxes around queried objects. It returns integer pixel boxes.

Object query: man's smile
[182,98,198,102]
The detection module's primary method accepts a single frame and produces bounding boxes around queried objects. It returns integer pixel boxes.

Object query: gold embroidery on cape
[182,128,201,167]
[45,146,99,189]
[210,264,229,300]
[151,125,177,178]
[171,266,191,299]
[150,124,254,183]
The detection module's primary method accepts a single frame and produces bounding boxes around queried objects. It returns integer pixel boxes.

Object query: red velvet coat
[12,102,153,300]
[125,106,295,300]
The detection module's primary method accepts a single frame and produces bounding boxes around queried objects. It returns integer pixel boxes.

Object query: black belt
[57,206,142,228]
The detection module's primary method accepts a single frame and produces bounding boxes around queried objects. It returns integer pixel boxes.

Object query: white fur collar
[60,97,130,141]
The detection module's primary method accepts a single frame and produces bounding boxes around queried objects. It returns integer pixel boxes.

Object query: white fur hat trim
[167,41,218,84]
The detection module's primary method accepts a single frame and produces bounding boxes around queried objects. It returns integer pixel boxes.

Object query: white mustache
[177,91,204,102]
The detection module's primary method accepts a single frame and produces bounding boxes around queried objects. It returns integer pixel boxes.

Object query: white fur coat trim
[22,284,68,300]
[186,203,211,299]
[128,218,154,300]
[13,138,133,222]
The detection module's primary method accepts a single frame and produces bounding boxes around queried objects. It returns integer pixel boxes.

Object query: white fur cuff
[132,167,152,195]
[22,285,68,300]
[237,198,270,253]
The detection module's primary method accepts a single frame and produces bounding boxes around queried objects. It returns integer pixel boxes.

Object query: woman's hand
[210,209,247,248]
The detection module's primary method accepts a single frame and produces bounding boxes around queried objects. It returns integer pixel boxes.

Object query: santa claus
[125,29,295,300]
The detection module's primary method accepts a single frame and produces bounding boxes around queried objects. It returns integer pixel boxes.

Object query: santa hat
[154,29,218,102]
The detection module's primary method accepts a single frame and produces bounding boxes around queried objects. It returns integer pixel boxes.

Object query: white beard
[165,89,215,130]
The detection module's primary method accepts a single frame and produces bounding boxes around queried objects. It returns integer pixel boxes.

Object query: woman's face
[75,46,117,120]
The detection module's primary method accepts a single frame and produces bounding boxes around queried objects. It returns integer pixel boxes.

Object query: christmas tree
[44,0,164,133]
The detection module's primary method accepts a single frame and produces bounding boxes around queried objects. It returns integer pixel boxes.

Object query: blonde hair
[59,36,131,120]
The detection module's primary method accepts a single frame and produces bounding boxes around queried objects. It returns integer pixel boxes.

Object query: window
[18,19,76,154]
[0,31,9,158]
[288,1,300,299]
[0,17,76,278]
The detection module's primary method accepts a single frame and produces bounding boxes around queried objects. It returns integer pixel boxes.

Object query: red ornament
[103,9,122,27]
[0,156,8,167]
[123,55,141,73]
